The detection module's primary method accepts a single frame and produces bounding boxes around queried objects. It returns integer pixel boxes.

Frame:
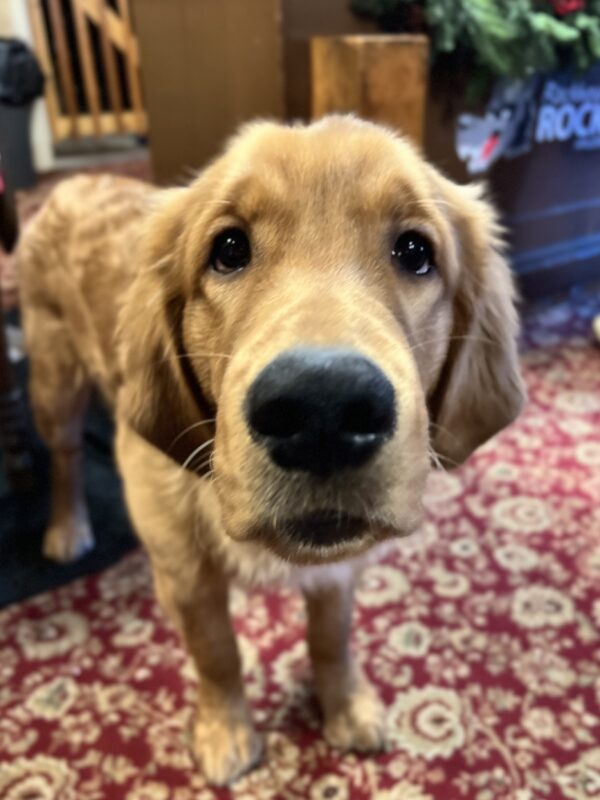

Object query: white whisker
[168,419,216,451]
[182,438,215,472]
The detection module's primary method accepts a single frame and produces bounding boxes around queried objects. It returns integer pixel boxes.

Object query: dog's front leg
[153,557,263,785]
[304,579,386,752]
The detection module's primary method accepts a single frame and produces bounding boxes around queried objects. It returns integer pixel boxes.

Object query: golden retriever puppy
[18,116,525,785]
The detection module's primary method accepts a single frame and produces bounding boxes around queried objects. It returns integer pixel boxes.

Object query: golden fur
[18,116,525,784]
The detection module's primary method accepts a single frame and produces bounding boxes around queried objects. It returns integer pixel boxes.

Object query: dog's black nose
[246,347,396,476]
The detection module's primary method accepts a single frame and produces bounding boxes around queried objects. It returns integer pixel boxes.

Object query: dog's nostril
[249,398,308,439]
[340,398,393,437]
[246,347,396,476]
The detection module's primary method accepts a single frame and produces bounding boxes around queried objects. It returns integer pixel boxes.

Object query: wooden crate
[281,0,378,120]
[311,35,429,146]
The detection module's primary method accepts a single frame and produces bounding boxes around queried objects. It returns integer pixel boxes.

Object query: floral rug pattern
[1,292,599,800]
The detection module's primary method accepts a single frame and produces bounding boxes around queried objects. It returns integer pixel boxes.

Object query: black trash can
[0,38,44,190]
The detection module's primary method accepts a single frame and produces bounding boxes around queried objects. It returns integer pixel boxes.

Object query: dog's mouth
[280,510,367,547]
[235,499,421,564]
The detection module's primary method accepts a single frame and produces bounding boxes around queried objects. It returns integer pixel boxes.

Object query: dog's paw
[324,683,386,753]
[194,713,263,786]
[42,516,94,563]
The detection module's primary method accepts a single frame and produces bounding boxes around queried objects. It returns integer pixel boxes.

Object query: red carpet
[0,292,599,800]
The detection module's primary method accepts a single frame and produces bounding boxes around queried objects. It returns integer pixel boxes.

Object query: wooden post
[99,1,125,133]
[47,0,80,138]
[72,0,103,137]
[131,0,284,184]
[311,35,429,146]
[26,0,62,141]
[116,0,146,131]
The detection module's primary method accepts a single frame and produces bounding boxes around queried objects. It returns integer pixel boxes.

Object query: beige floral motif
[98,552,151,600]
[425,649,470,684]
[511,585,575,629]
[96,683,140,715]
[0,755,75,800]
[593,599,600,628]
[485,462,520,482]
[389,686,465,759]
[557,747,600,800]
[100,754,138,784]
[272,639,308,688]
[25,676,78,720]
[522,707,557,740]
[309,773,349,800]
[60,710,101,746]
[0,719,38,756]
[112,614,154,647]
[173,789,213,800]
[557,418,595,437]
[494,544,539,573]
[147,719,193,770]
[376,783,434,800]
[237,633,265,701]
[425,471,463,504]
[16,611,88,660]
[491,497,552,534]
[229,586,277,631]
[389,622,431,658]
[357,564,409,607]
[576,442,600,466]
[449,538,479,558]
[430,568,470,598]
[579,545,600,580]
[0,647,17,683]
[554,391,600,415]
[513,647,576,696]
[396,521,438,559]
[125,781,170,800]
[231,733,301,796]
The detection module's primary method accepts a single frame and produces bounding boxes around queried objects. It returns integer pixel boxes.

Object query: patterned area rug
[0,291,599,800]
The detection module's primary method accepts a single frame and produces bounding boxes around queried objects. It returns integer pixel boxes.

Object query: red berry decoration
[551,0,585,15]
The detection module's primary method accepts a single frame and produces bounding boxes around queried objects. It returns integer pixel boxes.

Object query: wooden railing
[27,0,147,141]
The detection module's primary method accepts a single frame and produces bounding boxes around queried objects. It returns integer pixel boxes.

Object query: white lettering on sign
[535,80,600,146]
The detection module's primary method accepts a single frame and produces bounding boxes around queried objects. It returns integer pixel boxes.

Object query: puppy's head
[118,117,525,564]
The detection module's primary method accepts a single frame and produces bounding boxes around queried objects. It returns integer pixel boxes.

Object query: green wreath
[351,0,600,93]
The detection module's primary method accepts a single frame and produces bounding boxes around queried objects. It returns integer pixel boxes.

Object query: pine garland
[351,0,600,82]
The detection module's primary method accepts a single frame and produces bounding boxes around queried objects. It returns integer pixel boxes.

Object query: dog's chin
[236,511,415,566]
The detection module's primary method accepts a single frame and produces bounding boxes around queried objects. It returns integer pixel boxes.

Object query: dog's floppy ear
[428,176,526,468]
[116,188,215,471]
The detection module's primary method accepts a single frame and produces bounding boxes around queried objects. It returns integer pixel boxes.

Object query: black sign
[456,63,600,174]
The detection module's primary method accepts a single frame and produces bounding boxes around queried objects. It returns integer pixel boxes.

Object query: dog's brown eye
[392,231,435,276]
[209,228,251,274]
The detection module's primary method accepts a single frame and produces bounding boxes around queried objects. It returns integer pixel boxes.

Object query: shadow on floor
[0,356,136,609]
